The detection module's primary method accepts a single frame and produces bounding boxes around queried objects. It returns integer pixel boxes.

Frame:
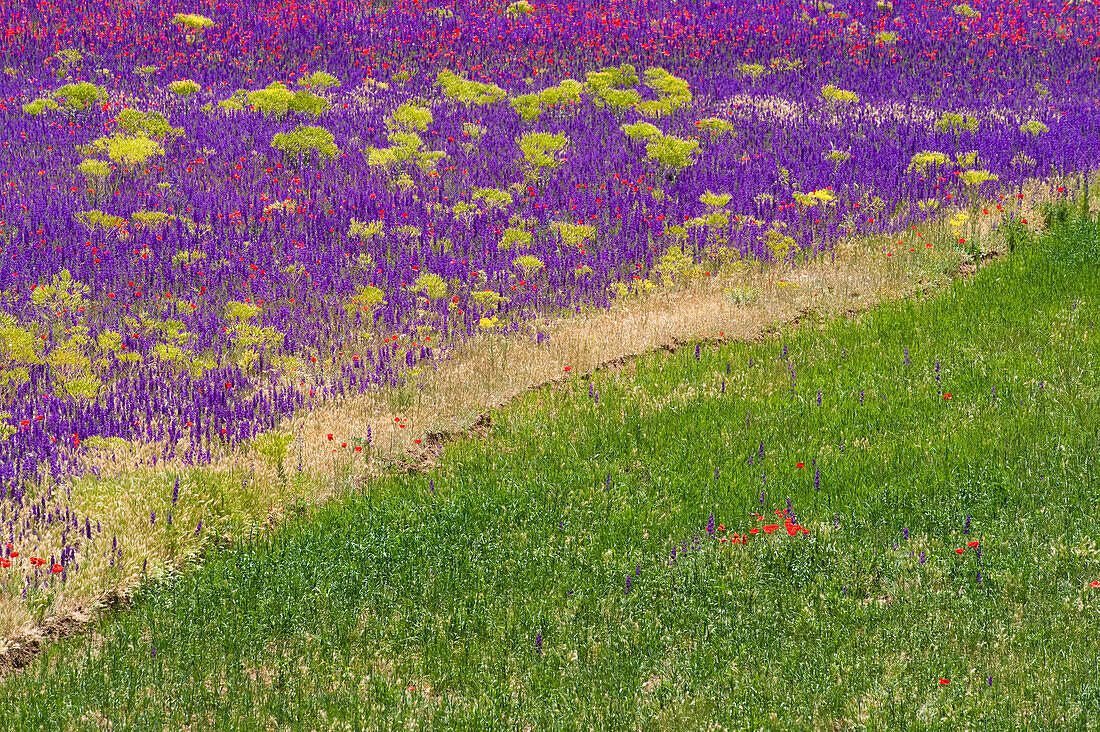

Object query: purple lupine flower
[988,676,993,686]
[670,547,677,563]
[172,477,179,505]
[150,511,156,526]
[635,565,641,577]
[195,520,203,536]
[903,347,910,367]
[706,513,715,535]
[833,514,840,529]
[167,512,172,526]
[859,390,864,406]
[694,343,701,360]
[816,389,822,406]
[721,379,725,394]
[625,575,631,594]
[964,515,971,535]
[782,344,787,358]
[535,631,542,654]
[903,527,909,541]
[813,460,820,491]
[920,551,926,564]
[726,362,731,375]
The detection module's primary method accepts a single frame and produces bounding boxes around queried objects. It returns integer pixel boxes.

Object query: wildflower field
[0,0,1098,725]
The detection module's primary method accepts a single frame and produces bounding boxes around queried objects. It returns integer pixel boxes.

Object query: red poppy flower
[796,462,804,469]
[354,446,363,452]
[717,524,725,532]
[414,439,422,444]
[1090,581,1100,588]
[955,547,966,554]
[749,528,760,535]
[563,366,571,372]
[327,434,333,440]
[719,537,727,544]
[939,678,950,685]
[341,443,347,448]
[943,393,952,400]
[51,563,63,573]
[763,525,779,534]
[967,541,979,548]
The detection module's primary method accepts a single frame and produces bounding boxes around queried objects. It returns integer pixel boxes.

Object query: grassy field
[1,205,1098,729]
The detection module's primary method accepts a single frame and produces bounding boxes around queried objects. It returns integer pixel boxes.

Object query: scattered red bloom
[955,547,966,554]
[796,462,804,469]
[327,434,333,440]
[763,525,779,534]
[1090,581,1100,588]
[749,528,760,535]
[967,540,979,548]
[51,563,63,573]
[939,678,950,685]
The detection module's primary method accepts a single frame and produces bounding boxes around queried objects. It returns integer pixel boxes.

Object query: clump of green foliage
[270,125,341,164]
[792,188,838,208]
[75,209,129,237]
[553,221,596,247]
[53,82,108,110]
[620,121,662,142]
[737,63,767,81]
[387,102,433,132]
[347,218,384,243]
[504,0,534,17]
[22,98,60,115]
[821,85,859,104]
[934,111,980,135]
[223,301,284,372]
[511,80,584,122]
[585,64,642,110]
[410,273,448,302]
[952,3,980,18]
[517,131,569,175]
[907,150,950,174]
[1020,120,1049,136]
[770,57,806,72]
[695,117,735,139]
[297,71,340,89]
[245,81,331,118]
[167,79,201,96]
[172,13,214,29]
[115,109,184,140]
[472,187,513,210]
[499,225,534,250]
[875,31,898,44]
[436,70,507,105]
[513,255,544,278]
[89,134,166,167]
[637,67,691,117]
[646,134,699,169]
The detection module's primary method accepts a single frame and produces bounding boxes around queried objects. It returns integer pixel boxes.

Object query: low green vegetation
[2,213,1099,727]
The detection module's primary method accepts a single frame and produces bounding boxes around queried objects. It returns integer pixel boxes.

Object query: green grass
[2,213,1100,729]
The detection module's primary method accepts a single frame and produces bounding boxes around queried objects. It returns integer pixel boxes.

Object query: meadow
[0,202,1097,729]
[0,0,1098,724]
